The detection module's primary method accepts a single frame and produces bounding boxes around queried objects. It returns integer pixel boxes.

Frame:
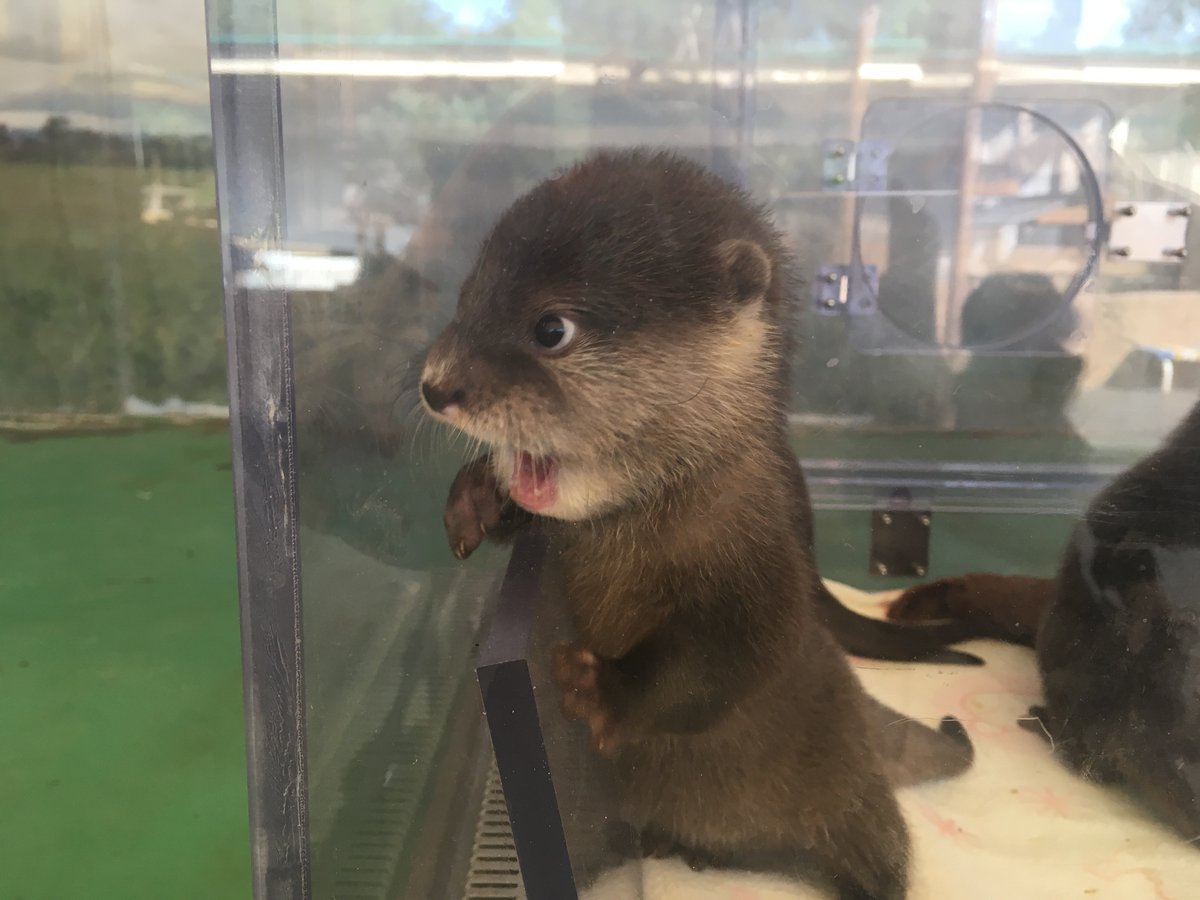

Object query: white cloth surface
[580,580,1200,900]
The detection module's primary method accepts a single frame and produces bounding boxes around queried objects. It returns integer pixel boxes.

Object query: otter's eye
[533,314,576,350]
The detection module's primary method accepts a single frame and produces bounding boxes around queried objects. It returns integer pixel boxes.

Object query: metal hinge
[1107,201,1191,262]
[869,488,932,578]
[820,139,889,192]
[813,264,879,316]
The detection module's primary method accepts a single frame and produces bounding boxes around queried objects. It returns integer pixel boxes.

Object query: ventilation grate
[463,761,525,900]
[327,679,454,899]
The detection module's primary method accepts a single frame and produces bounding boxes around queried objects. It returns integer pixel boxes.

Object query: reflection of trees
[331,0,988,253]
[1125,0,1200,41]
[0,114,220,412]
[1124,0,1200,145]
[309,0,990,70]
[0,115,211,169]
[276,0,452,39]
[0,164,222,411]
[558,0,710,63]
[755,0,981,53]
[518,0,980,59]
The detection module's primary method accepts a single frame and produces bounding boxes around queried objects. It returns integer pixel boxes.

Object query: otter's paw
[886,577,965,623]
[444,457,506,560]
[678,847,717,873]
[638,826,676,861]
[552,641,620,755]
[638,828,715,871]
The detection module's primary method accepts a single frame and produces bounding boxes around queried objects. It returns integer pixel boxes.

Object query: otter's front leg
[444,454,533,560]
[552,642,622,755]
[553,625,756,755]
[638,825,718,871]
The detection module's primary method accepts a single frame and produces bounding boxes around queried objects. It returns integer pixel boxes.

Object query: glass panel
[1,0,221,413]
[2,2,246,899]
[208,1,1200,898]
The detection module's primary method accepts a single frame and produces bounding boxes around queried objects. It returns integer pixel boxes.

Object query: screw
[876,562,889,576]
[915,565,926,577]
[830,174,846,185]
[831,145,847,158]
[821,297,838,309]
[920,514,931,526]
[1110,247,1131,257]
[1169,206,1191,218]
[1117,204,1136,217]
[1165,247,1188,259]
[823,271,840,284]
[881,513,893,525]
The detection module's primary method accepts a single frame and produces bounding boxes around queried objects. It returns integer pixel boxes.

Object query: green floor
[1,427,250,900]
[0,425,1085,900]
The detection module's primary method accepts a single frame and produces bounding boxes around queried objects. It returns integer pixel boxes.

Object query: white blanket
[582,581,1200,900]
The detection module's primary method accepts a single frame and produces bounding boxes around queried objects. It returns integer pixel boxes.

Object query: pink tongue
[510,451,559,512]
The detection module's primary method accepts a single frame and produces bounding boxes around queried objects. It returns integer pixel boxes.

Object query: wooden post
[710,0,759,186]
[838,5,880,263]
[944,0,999,347]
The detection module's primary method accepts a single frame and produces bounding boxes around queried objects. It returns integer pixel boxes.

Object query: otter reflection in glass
[420,150,975,899]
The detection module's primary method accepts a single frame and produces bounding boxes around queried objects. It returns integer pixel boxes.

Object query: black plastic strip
[476,536,578,900]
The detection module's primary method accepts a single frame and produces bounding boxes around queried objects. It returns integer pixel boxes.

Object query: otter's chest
[548,535,674,659]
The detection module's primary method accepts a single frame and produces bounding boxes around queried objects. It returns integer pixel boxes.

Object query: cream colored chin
[490,449,623,522]
[544,465,623,521]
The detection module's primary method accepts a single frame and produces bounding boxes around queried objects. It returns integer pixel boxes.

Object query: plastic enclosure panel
[206,0,766,895]
[205,2,309,896]
[848,98,1112,354]
[207,6,506,897]
[204,1,1200,898]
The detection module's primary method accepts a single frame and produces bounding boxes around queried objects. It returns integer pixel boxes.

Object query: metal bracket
[813,264,879,316]
[869,488,932,578]
[820,139,889,192]
[1107,201,1191,262]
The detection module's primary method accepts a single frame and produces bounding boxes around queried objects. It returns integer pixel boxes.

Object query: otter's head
[420,149,790,521]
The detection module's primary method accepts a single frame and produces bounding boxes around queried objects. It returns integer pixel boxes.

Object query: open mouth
[509,450,559,512]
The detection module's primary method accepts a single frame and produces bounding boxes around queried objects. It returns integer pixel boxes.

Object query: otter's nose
[421,381,466,416]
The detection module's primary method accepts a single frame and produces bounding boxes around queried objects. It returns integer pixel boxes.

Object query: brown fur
[422,150,973,898]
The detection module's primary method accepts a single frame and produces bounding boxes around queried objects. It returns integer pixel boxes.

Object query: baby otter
[422,149,972,898]
[889,398,1200,841]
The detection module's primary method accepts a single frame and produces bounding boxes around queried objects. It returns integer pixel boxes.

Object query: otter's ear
[717,239,772,304]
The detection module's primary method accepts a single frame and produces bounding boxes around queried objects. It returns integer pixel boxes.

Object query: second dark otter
[422,150,974,898]
[889,397,1200,840]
